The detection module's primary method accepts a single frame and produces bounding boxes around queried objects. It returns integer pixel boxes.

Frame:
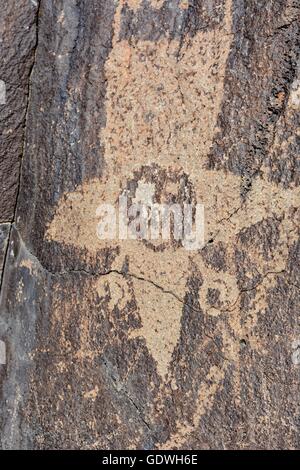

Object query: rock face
[0,0,299,450]
[0,0,38,223]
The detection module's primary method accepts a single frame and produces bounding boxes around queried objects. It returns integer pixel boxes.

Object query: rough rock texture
[0,0,38,223]
[0,0,300,450]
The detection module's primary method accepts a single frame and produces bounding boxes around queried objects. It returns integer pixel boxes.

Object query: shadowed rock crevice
[0,0,40,223]
[0,0,40,289]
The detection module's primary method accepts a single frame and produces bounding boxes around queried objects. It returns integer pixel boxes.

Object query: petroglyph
[44,3,300,447]
[104,0,233,177]
[124,0,142,11]
[83,386,99,401]
[46,179,299,379]
[129,279,183,378]
[20,259,35,275]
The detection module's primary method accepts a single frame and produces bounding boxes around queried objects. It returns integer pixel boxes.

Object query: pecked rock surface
[0,0,300,450]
